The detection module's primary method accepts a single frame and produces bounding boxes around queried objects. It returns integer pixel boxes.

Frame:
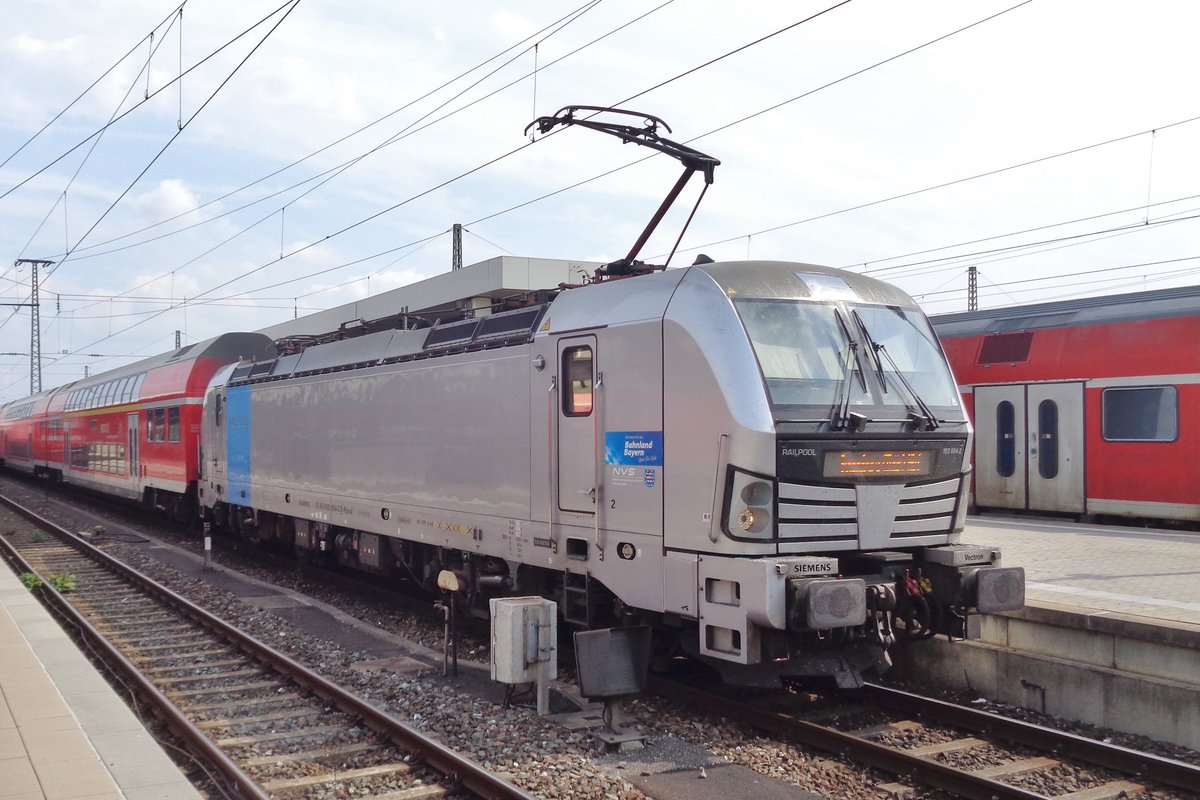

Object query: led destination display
[824,450,933,478]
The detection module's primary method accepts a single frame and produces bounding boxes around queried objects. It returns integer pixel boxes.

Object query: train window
[132,373,146,401]
[147,408,165,442]
[1102,387,1178,442]
[977,332,1033,365]
[562,346,593,417]
[167,407,180,443]
[1037,400,1059,479]
[996,401,1016,478]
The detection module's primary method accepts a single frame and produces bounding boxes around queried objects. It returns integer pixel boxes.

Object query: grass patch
[48,574,77,593]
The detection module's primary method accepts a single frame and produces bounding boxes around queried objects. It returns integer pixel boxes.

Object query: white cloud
[131,179,200,219]
[2,0,1200,399]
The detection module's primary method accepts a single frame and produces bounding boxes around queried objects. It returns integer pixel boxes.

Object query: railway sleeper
[240,740,381,767]
[216,723,348,747]
[197,706,328,731]
[257,763,417,794]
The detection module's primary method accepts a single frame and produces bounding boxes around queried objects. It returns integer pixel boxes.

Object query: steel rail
[648,675,1050,800]
[862,682,1200,794]
[0,523,271,800]
[0,493,537,800]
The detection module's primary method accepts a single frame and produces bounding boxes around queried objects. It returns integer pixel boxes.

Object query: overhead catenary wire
[0,1,303,352]
[27,1,854,371]
[469,0,1038,235]
[0,1,188,170]
[17,0,985,332]
[52,0,615,264]
[40,0,627,324]
[666,112,1200,262]
[0,0,1142,326]
[0,3,303,396]
[27,0,1060,386]
[6,13,181,288]
[0,0,301,204]
[46,1,301,279]
[2,0,1190,400]
[921,257,1200,311]
[861,207,1200,282]
[851,190,1200,274]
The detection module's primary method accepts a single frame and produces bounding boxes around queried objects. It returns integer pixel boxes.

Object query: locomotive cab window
[562,346,593,417]
[1102,386,1177,442]
[167,407,181,443]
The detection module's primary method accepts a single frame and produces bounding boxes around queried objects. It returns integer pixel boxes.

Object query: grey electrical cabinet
[490,597,557,684]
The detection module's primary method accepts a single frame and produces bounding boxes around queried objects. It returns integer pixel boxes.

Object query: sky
[1,0,1199,402]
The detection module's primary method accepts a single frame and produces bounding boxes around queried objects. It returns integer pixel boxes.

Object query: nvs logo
[612,467,638,478]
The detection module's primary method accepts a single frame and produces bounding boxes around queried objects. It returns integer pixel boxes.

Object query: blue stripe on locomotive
[226,385,253,505]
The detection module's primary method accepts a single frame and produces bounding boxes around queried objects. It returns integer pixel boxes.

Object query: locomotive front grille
[777,482,858,541]
[777,476,961,545]
[890,477,961,536]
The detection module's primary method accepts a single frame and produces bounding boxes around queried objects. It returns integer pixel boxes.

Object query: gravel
[3,483,1199,800]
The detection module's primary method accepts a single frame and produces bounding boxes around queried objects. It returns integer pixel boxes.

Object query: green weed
[48,574,76,593]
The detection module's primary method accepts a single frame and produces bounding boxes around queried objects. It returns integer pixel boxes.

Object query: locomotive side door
[973,384,1027,509]
[1026,381,1085,513]
[557,336,598,514]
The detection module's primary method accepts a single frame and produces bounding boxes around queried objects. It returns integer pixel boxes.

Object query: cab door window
[562,346,594,416]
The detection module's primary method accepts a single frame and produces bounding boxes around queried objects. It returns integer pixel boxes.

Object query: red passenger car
[0,333,273,517]
[932,285,1200,523]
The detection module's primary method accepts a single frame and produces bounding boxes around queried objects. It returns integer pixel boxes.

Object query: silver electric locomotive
[199,259,1024,687]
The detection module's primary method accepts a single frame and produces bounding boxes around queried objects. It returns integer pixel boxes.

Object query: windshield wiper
[830,309,869,432]
[853,311,939,431]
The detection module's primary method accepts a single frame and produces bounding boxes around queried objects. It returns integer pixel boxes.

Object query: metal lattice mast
[13,259,50,394]
[30,260,39,393]
[967,265,978,312]
[452,223,463,270]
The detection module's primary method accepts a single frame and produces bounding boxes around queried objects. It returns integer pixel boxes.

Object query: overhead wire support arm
[525,105,720,272]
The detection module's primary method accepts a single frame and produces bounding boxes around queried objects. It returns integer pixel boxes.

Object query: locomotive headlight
[724,468,775,539]
[737,507,765,533]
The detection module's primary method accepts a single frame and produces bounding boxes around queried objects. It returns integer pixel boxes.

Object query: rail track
[0,493,536,800]
[6,475,1200,799]
[648,676,1200,799]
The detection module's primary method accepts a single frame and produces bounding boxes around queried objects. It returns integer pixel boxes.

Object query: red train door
[974,382,1085,514]
[128,413,140,480]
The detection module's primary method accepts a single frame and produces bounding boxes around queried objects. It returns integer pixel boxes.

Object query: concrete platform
[0,560,201,800]
[963,514,1200,626]
[896,514,1200,751]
